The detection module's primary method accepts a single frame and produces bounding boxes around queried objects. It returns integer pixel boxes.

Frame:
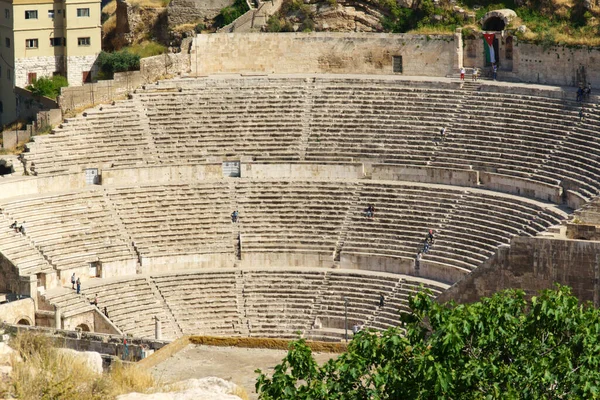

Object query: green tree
[26,75,68,99]
[256,286,600,399]
[96,50,141,80]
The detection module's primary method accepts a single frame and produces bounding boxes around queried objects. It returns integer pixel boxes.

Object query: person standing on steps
[76,277,81,294]
[492,63,498,80]
[580,106,585,122]
[460,67,465,81]
[71,273,76,290]
[379,294,385,308]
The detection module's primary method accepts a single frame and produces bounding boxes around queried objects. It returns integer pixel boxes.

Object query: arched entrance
[16,317,33,326]
[483,17,506,31]
[76,323,91,332]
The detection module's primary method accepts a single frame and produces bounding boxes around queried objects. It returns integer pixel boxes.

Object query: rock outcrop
[117,377,245,400]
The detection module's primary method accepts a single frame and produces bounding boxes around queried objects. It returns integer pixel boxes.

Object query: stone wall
[3,323,170,361]
[14,56,64,89]
[58,53,189,113]
[438,236,600,306]
[0,298,35,325]
[66,55,99,87]
[510,43,600,87]
[191,32,460,76]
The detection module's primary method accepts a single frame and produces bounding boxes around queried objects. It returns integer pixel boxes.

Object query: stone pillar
[55,307,62,329]
[19,275,37,308]
[454,28,463,70]
[155,317,162,340]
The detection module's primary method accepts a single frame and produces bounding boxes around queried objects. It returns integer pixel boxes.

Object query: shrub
[194,22,206,33]
[215,0,250,27]
[96,50,141,80]
[26,75,68,99]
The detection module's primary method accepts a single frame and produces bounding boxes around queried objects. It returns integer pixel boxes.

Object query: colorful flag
[483,33,496,64]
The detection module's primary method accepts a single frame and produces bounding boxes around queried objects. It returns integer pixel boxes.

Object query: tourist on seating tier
[427,229,435,243]
[76,278,81,294]
[585,83,592,100]
[365,205,375,218]
[580,107,585,122]
[19,221,26,235]
[472,68,479,81]
[231,210,239,223]
[423,240,430,253]
[8,221,17,232]
[577,86,584,102]
[103,307,109,318]
[460,67,465,81]
[71,273,76,290]
[415,251,422,268]
[379,294,385,308]
[91,294,98,307]
[492,63,498,80]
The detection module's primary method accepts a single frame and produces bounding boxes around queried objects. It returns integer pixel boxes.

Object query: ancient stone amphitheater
[1,74,595,341]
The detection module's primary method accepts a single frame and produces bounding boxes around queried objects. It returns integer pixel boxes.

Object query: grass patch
[122,40,167,58]
[189,336,348,353]
[102,0,117,15]
[2,331,158,399]
[103,14,117,36]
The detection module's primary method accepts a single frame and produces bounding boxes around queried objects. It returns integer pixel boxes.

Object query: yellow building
[0,0,101,125]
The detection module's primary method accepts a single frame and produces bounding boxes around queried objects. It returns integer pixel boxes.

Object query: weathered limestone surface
[191,33,458,76]
[14,56,64,88]
[0,298,35,325]
[438,237,600,305]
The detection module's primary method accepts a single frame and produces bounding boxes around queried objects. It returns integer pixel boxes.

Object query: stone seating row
[0,180,566,278]
[21,76,599,202]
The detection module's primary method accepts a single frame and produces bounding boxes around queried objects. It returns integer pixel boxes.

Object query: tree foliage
[256,286,600,399]
[214,0,250,27]
[96,50,141,80]
[26,75,68,99]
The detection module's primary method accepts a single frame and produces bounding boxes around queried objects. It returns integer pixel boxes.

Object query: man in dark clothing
[379,294,385,308]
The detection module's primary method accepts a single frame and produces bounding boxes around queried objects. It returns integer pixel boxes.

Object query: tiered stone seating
[1,191,135,272]
[41,288,95,319]
[23,103,155,175]
[240,269,327,338]
[306,82,463,164]
[431,92,577,178]
[423,191,565,271]
[343,183,462,261]
[137,79,307,162]
[82,277,180,339]
[235,180,356,255]
[18,75,600,202]
[107,183,233,258]
[536,102,600,199]
[0,214,53,276]
[151,271,240,336]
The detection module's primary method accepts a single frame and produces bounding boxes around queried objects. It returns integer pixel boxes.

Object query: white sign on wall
[84,168,100,185]
[223,161,241,177]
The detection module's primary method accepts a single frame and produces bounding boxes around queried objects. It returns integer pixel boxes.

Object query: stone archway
[76,323,91,332]
[481,9,517,31]
[16,316,33,326]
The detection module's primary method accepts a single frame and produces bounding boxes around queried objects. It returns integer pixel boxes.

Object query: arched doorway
[16,317,32,326]
[483,17,506,31]
[76,323,91,332]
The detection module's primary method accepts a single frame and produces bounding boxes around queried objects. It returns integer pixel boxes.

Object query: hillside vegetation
[267,0,600,46]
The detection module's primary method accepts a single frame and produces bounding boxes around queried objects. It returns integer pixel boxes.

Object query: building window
[392,56,403,73]
[25,39,38,49]
[25,10,38,19]
[48,9,54,18]
[50,37,64,47]
[27,72,37,84]
[78,37,90,46]
[4,9,9,19]
[76,8,90,17]
[5,38,9,48]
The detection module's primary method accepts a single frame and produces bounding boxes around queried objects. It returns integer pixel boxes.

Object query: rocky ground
[149,344,338,399]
